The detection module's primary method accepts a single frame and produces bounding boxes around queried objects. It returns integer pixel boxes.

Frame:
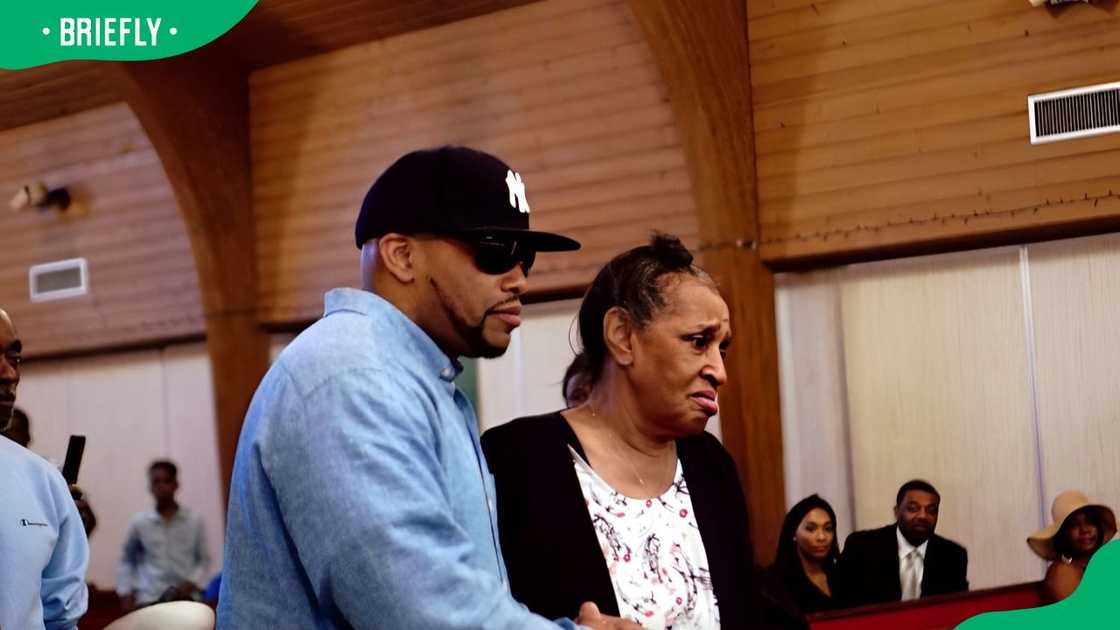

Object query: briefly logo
[0,1,257,71]
[19,518,48,527]
[55,18,170,48]
[505,170,530,214]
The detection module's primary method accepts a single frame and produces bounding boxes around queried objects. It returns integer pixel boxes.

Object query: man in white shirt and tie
[836,480,969,607]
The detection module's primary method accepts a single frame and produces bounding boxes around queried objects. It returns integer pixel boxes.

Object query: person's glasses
[466,237,536,276]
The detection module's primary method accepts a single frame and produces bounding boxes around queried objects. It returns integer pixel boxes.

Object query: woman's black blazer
[481,412,758,628]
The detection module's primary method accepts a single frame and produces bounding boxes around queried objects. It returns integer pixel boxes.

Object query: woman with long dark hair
[482,233,755,629]
[760,495,841,628]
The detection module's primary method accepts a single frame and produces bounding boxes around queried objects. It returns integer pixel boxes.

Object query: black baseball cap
[354,146,581,252]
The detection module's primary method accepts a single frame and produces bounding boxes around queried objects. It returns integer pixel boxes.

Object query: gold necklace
[610,427,649,488]
[588,404,668,490]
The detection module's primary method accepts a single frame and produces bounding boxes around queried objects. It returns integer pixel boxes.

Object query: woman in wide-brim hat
[1027,490,1117,602]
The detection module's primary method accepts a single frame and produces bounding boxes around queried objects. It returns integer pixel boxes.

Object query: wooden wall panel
[749,0,1120,263]
[0,104,204,357]
[251,0,698,324]
[222,0,542,70]
[0,62,117,132]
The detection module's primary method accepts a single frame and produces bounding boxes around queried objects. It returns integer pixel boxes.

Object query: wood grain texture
[113,48,270,502]
[0,63,118,133]
[0,2,544,133]
[0,104,204,357]
[749,0,1120,264]
[628,0,785,564]
[222,0,544,70]
[251,0,700,324]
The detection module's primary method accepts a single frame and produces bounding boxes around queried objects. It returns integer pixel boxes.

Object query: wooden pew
[808,582,1046,630]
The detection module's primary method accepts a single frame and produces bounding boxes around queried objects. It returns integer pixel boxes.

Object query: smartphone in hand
[61,435,86,485]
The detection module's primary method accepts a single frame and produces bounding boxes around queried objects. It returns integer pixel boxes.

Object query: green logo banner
[958,540,1119,628]
[0,1,257,70]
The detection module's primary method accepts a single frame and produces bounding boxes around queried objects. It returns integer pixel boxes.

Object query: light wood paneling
[0,104,204,357]
[840,248,1043,589]
[749,0,1120,263]
[0,3,544,134]
[1027,234,1120,535]
[222,0,543,71]
[0,62,118,133]
[251,0,698,324]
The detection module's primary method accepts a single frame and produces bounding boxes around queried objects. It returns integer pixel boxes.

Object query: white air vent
[1028,81,1120,145]
[29,258,88,302]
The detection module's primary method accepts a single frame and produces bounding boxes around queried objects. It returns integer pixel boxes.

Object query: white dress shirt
[117,506,210,605]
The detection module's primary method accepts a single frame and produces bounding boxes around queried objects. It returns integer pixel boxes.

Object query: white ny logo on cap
[505,170,530,214]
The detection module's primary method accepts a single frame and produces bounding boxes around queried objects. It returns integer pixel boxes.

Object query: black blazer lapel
[878,526,903,602]
[919,539,938,596]
[556,416,623,617]
[677,436,750,629]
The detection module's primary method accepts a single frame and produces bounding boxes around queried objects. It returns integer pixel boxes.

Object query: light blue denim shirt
[218,288,578,629]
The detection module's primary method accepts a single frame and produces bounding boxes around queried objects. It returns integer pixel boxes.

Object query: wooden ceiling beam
[110,46,268,504]
[626,0,786,565]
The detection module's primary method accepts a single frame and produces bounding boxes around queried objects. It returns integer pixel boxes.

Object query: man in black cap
[219,147,639,629]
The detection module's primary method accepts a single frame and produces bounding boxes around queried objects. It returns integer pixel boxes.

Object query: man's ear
[376,233,419,284]
[602,306,635,367]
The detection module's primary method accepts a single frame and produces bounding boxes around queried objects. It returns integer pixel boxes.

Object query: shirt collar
[145,506,187,523]
[323,288,462,383]
[896,525,929,559]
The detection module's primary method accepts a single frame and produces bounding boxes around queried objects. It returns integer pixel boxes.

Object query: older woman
[482,234,754,629]
[1028,490,1116,603]
[760,495,841,629]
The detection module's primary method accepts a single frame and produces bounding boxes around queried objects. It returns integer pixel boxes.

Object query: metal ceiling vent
[1028,81,1120,145]
[29,258,88,302]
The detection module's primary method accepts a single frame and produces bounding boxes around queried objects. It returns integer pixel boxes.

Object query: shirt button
[440,367,455,381]
[488,500,495,512]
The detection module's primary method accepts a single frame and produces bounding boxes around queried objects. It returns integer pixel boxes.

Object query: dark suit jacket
[836,524,968,607]
[481,412,759,629]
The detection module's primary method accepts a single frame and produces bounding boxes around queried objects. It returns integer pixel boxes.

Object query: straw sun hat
[1028,490,1117,561]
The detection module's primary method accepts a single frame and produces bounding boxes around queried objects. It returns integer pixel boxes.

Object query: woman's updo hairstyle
[561,232,713,405]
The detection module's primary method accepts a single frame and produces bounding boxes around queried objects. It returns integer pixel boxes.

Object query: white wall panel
[839,248,1042,589]
[1028,234,1120,536]
[775,270,854,544]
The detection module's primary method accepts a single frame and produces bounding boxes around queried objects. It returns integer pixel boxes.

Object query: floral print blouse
[570,447,720,629]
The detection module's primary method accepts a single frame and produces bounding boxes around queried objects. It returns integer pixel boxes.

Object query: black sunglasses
[460,236,536,276]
